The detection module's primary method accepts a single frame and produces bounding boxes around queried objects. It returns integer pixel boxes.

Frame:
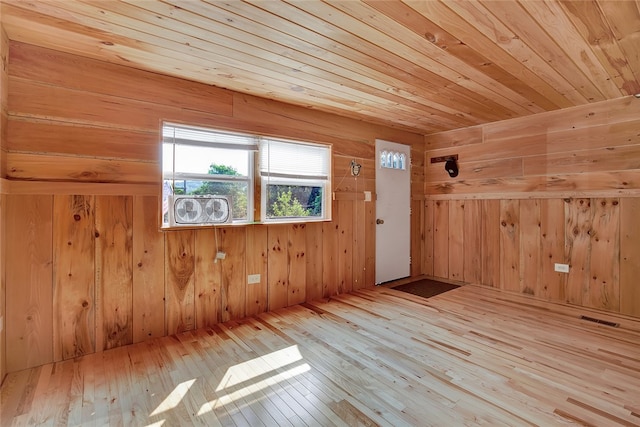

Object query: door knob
[376,218,384,224]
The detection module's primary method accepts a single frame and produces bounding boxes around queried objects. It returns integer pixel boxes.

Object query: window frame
[259,137,332,224]
[161,122,332,229]
[161,123,256,227]
[260,177,329,223]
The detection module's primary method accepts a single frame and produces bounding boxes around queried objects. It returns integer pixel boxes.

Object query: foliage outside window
[161,123,331,227]
[162,124,255,227]
[260,138,331,223]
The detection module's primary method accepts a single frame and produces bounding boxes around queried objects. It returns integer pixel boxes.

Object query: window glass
[162,123,331,227]
[265,183,324,219]
[162,123,254,226]
[164,144,250,177]
[260,138,331,222]
[379,150,408,170]
[380,150,387,168]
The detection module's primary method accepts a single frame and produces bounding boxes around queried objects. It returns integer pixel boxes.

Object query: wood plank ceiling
[2,0,639,134]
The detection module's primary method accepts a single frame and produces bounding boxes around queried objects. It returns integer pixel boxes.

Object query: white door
[375,139,411,284]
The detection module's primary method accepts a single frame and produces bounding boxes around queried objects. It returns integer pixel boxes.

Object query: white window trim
[162,123,255,226]
[259,138,332,223]
[161,122,332,228]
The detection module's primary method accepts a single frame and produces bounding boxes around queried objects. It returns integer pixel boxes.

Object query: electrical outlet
[554,263,570,273]
[248,274,261,284]
[214,251,226,264]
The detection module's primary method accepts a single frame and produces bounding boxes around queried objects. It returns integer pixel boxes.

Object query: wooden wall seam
[0,24,9,383]
[620,199,640,317]
[424,190,640,200]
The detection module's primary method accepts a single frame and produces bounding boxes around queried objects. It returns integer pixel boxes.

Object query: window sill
[160,217,331,231]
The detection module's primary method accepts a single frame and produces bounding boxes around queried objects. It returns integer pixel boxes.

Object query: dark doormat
[391,279,459,299]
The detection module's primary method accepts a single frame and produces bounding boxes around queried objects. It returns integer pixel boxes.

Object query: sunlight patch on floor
[199,363,311,415]
[215,345,303,391]
[198,345,309,415]
[150,379,196,417]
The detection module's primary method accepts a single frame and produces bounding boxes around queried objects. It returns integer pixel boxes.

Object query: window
[379,150,406,170]
[260,138,331,223]
[161,123,331,227]
[162,123,256,227]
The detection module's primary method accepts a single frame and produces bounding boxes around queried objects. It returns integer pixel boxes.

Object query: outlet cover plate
[554,263,570,273]
[248,274,261,284]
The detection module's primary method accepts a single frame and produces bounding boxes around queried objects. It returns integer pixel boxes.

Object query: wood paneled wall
[422,97,640,318]
[421,197,638,317]
[425,96,640,197]
[3,41,423,372]
[6,194,374,371]
[0,24,8,383]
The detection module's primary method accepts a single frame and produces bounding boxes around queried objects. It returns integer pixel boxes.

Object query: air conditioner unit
[169,195,232,226]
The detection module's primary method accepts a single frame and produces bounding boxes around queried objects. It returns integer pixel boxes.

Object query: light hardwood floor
[2,284,640,426]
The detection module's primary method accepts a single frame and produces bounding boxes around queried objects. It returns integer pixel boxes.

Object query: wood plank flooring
[2,284,640,426]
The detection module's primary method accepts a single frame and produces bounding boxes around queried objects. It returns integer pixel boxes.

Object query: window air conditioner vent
[170,195,232,226]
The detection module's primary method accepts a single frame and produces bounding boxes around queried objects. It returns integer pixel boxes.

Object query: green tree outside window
[191,164,248,220]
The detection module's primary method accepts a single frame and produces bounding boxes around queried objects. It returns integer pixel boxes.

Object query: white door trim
[375,139,411,284]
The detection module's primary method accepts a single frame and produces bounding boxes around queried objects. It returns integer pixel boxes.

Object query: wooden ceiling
[2,1,639,134]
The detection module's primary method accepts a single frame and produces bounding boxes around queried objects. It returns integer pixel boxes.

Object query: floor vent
[580,315,619,328]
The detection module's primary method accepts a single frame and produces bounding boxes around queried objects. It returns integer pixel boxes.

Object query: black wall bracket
[430,154,458,164]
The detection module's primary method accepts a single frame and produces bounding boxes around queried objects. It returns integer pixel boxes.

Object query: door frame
[374,139,411,284]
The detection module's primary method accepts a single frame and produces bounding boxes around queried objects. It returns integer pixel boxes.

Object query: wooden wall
[421,198,639,316]
[3,41,423,372]
[0,23,8,383]
[424,96,640,196]
[422,97,640,318]
[5,195,376,369]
